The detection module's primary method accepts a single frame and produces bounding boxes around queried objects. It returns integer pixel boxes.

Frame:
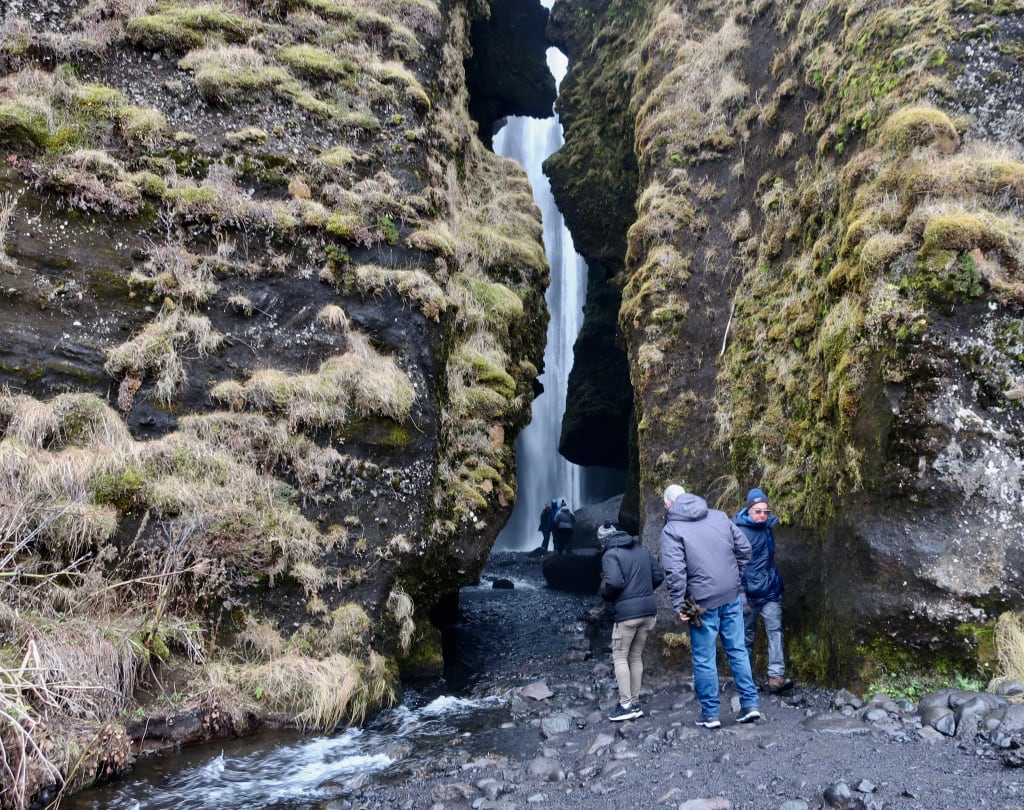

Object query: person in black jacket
[598,521,665,721]
[537,501,554,552]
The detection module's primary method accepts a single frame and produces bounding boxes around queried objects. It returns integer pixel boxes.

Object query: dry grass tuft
[206,651,395,730]
[130,244,218,307]
[386,588,414,652]
[316,304,350,332]
[994,611,1024,684]
[212,329,415,428]
[0,190,21,272]
[105,304,224,407]
[351,264,447,322]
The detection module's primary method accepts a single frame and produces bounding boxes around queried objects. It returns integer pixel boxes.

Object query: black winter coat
[599,530,665,622]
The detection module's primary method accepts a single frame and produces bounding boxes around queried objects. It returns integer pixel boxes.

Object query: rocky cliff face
[548,0,1024,684]
[0,0,553,799]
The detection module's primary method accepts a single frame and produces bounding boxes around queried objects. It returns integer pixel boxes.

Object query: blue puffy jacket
[733,506,784,606]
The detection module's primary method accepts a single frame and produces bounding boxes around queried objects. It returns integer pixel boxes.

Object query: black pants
[555,527,573,554]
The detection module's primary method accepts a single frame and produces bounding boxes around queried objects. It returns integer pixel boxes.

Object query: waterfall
[492,45,587,551]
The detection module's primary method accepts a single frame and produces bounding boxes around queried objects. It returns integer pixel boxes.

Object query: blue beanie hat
[745,488,769,509]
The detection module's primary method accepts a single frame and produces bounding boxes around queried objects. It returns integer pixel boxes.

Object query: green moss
[314,145,358,173]
[179,48,295,105]
[406,227,456,258]
[126,4,257,52]
[116,106,168,147]
[0,102,50,150]
[877,106,959,154]
[395,622,444,678]
[377,214,399,245]
[453,274,524,329]
[453,346,516,399]
[91,465,148,512]
[126,15,205,51]
[920,211,1001,255]
[910,249,984,304]
[277,45,356,82]
[70,84,125,112]
[325,213,363,241]
[225,127,268,147]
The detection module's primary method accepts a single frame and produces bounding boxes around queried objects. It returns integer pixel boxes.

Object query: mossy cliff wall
[549,0,1024,684]
[0,0,552,798]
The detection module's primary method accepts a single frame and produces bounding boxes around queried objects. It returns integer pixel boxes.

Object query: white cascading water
[492,44,587,551]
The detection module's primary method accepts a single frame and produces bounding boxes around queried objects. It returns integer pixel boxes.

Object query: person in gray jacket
[598,521,665,721]
[659,483,761,728]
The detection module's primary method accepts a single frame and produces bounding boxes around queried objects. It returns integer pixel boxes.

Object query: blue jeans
[744,598,786,679]
[689,596,759,719]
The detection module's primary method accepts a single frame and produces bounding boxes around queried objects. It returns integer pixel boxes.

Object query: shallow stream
[66,553,597,810]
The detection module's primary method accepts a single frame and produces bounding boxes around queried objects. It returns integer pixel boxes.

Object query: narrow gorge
[3,0,1024,805]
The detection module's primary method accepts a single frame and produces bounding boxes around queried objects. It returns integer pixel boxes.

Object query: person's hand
[679,612,690,622]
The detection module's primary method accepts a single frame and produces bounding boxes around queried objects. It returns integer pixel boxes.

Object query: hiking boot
[608,703,641,721]
[736,707,761,724]
[695,716,721,729]
[767,677,794,693]
[629,702,644,718]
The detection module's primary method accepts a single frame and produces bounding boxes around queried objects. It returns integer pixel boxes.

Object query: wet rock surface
[359,552,1024,810]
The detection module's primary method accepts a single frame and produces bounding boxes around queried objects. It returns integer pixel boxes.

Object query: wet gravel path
[363,552,1024,810]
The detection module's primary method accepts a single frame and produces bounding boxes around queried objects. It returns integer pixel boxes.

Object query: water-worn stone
[832,690,863,710]
[823,781,851,807]
[526,757,565,782]
[678,799,731,810]
[920,705,956,736]
[521,681,554,701]
[431,782,476,801]
[587,733,615,754]
[540,714,572,738]
[992,679,1024,697]
[997,703,1024,732]
[801,716,872,734]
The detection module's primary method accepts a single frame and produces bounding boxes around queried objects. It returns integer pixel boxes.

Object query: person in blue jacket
[734,488,793,694]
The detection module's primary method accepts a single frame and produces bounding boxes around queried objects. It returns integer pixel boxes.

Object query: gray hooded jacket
[659,493,752,613]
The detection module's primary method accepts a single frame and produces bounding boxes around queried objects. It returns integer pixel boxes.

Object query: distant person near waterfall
[537,501,554,552]
[553,499,575,553]
[734,487,794,694]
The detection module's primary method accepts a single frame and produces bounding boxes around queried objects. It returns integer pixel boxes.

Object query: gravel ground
[358,552,1024,810]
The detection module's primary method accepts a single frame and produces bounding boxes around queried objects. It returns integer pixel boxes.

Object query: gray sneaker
[630,702,644,717]
[736,707,761,724]
[695,717,721,729]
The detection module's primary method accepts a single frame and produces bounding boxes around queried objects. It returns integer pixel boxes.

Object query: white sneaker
[736,708,761,724]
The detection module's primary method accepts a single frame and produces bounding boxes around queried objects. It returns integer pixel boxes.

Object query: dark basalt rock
[541,549,601,594]
[559,263,631,469]
[465,0,557,147]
